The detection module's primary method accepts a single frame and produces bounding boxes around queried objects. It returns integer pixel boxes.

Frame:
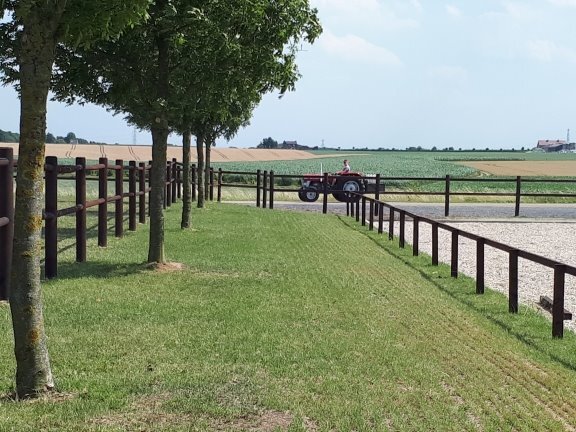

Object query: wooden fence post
[138,162,146,225]
[164,161,170,208]
[177,162,182,199]
[388,208,394,240]
[378,203,384,235]
[98,157,108,247]
[361,196,366,226]
[515,176,521,217]
[509,249,519,313]
[374,174,380,217]
[171,158,177,204]
[209,168,214,201]
[322,172,328,214]
[431,223,438,265]
[129,161,137,231]
[269,170,274,210]
[412,216,419,256]
[445,175,451,217]
[191,163,197,201]
[399,211,405,248]
[76,157,87,262]
[369,200,374,231]
[0,148,14,299]
[451,230,458,278]
[553,264,566,338]
[262,171,268,209]
[44,156,58,279]
[476,238,485,294]
[256,169,261,207]
[114,159,123,238]
[217,168,222,202]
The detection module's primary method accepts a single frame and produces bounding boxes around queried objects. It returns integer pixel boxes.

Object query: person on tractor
[340,159,351,174]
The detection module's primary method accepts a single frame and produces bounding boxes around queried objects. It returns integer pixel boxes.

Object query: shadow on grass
[339,216,576,372]
[54,260,147,280]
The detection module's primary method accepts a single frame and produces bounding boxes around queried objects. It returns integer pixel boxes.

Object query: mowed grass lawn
[2,203,576,431]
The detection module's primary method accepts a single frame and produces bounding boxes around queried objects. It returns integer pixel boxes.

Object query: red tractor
[298,171,367,203]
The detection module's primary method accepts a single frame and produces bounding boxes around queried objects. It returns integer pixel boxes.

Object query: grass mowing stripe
[2,202,576,430]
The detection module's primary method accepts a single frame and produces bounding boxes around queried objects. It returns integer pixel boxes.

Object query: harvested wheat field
[0,142,335,162]
[459,160,576,176]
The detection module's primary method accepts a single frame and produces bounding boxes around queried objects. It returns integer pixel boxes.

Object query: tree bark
[196,133,205,209]
[10,3,65,398]
[147,6,170,264]
[181,131,192,229]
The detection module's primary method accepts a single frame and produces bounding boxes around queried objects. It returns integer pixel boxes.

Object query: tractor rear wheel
[332,178,362,202]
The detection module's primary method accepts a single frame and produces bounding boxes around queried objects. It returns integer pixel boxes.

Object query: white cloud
[527,39,576,63]
[445,4,462,17]
[320,31,403,66]
[548,0,576,7]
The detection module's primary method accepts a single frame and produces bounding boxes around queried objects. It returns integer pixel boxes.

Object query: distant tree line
[1,128,102,144]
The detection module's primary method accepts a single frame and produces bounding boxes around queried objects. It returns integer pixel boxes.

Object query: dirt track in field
[0,142,342,162]
[459,160,576,176]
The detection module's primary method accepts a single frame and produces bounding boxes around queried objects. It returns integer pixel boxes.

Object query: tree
[64,131,76,143]
[0,0,149,399]
[258,137,279,149]
[45,132,56,143]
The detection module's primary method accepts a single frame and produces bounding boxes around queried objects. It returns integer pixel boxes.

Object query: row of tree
[0,0,321,399]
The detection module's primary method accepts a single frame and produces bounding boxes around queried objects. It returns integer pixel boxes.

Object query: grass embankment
[2,203,576,431]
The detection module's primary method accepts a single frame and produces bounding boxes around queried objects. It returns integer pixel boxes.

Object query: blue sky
[1,0,576,149]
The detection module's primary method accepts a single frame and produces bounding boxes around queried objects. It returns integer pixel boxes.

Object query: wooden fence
[0,152,185,300]
[2,157,575,338]
[212,170,576,216]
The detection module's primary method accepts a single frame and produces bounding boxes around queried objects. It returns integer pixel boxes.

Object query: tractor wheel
[332,178,362,202]
[298,187,320,202]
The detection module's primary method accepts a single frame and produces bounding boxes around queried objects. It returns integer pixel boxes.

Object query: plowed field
[0,142,330,162]
[460,160,576,176]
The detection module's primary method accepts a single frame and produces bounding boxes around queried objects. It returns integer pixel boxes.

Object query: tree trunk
[10,4,65,398]
[204,140,211,201]
[147,126,168,263]
[196,133,205,208]
[181,131,192,229]
[147,9,170,264]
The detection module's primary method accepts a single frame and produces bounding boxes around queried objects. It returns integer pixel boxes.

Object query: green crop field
[211,151,576,203]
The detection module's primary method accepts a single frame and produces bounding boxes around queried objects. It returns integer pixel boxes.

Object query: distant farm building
[537,140,575,152]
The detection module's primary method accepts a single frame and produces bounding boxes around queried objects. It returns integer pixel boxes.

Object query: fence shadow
[55,260,147,280]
